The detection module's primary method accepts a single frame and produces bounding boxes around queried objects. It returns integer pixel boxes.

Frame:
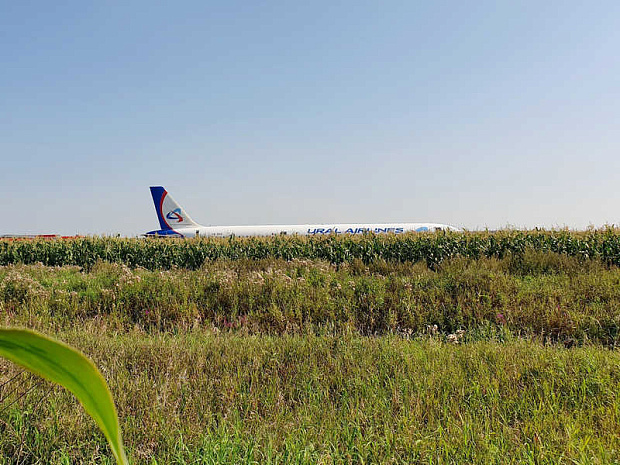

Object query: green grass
[2,245,620,463]
[1,331,619,464]
[1,253,619,345]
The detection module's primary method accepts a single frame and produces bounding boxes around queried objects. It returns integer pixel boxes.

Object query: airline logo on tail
[166,208,184,223]
[149,186,198,233]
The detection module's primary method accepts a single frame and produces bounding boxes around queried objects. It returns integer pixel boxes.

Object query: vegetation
[1,228,620,269]
[1,252,619,346]
[1,234,620,463]
[0,329,128,464]
[1,331,619,464]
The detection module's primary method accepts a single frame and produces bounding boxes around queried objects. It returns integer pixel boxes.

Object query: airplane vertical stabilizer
[150,186,200,230]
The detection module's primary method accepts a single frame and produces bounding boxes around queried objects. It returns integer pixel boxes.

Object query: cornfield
[1,229,620,269]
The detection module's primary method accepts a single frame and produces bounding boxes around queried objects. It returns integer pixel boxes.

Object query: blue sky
[2,1,619,236]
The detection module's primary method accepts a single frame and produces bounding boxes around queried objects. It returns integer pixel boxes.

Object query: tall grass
[3,236,620,463]
[2,331,619,463]
[1,253,619,345]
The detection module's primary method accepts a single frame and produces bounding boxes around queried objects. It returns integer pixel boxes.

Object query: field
[1,232,620,463]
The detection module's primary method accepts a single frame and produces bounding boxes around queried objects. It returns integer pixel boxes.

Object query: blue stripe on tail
[149,186,170,230]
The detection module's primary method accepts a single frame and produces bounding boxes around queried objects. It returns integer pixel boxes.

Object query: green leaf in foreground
[0,328,128,465]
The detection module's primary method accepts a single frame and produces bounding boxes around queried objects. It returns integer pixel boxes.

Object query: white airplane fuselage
[160,223,459,238]
[145,186,460,238]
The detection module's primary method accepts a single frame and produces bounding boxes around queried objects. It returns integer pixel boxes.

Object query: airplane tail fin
[150,186,200,230]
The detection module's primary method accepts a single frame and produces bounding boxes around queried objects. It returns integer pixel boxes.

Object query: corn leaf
[0,328,128,465]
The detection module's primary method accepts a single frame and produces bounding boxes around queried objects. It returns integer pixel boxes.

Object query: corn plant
[0,328,129,464]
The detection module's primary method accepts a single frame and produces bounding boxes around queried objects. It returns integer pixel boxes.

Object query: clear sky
[2,1,619,236]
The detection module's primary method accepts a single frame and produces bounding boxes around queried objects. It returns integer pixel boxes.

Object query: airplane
[145,186,461,238]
